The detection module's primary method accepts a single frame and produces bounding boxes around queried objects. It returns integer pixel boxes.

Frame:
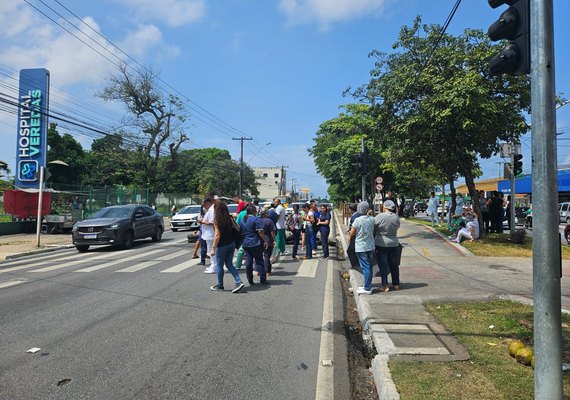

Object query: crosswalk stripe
[75,249,165,272]
[155,238,189,246]
[296,258,319,277]
[0,251,84,270]
[160,258,201,273]
[116,261,157,272]
[29,251,121,272]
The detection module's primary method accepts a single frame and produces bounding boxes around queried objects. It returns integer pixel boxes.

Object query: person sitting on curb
[451,209,480,244]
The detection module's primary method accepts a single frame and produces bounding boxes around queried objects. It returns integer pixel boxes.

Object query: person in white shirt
[452,209,480,244]
[271,198,287,261]
[427,192,441,228]
[199,197,217,274]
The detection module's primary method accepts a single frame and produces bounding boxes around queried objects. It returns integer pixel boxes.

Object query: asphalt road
[0,231,349,400]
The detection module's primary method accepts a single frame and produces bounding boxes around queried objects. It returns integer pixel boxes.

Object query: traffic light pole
[530,0,562,398]
[361,137,366,202]
[510,149,516,235]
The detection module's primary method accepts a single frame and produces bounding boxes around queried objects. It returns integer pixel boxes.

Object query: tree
[85,133,138,187]
[99,65,190,193]
[354,17,530,232]
[47,123,88,188]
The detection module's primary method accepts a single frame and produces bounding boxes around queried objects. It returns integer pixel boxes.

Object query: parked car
[560,202,570,223]
[414,201,427,213]
[565,223,570,244]
[170,205,201,232]
[72,204,164,252]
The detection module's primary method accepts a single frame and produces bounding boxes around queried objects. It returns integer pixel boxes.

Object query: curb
[348,268,400,400]
[333,210,348,260]
[4,244,75,260]
[408,220,475,257]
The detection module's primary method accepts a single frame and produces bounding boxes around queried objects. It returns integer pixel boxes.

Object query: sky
[0,0,569,199]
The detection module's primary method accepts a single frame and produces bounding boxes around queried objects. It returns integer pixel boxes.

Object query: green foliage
[47,123,88,187]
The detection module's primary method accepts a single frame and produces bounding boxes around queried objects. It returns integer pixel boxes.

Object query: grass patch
[0,214,12,223]
[389,300,570,399]
[411,218,570,259]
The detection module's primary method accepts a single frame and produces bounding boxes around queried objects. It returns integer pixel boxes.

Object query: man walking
[272,198,286,262]
[427,191,441,228]
[199,197,217,274]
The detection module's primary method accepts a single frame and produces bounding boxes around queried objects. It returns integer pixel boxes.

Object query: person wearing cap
[347,201,376,295]
[374,199,401,292]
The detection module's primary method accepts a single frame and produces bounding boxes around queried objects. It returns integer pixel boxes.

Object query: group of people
[191,195,332,293]
[347,200,401,295]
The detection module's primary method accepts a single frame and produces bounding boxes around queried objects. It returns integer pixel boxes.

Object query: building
[254,167,286,201]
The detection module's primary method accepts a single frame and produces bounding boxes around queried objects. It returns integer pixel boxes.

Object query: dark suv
[72,204,164,252]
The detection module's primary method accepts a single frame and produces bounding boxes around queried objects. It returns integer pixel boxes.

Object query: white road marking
[116,261,158,272]
[160,258,201,273]
[74,249,164,272]
[315,259,335,399]
[0,253,85,273]
[28,251,121,272]
[0,279,26,289]
[296,258,318,277]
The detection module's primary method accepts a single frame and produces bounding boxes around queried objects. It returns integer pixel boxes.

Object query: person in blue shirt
[259,209,277,275]
[316,204,331,259]
[239,204,270,285]
[347,201,376,295]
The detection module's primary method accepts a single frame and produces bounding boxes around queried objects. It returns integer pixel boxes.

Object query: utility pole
[361,137,366,202]
[278,165,288,197]
[531,0,562,397]
[232,137,252,198]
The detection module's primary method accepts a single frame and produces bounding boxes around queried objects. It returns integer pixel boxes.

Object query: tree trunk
[464,169,485,238]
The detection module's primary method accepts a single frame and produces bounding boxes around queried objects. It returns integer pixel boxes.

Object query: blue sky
[0,0,569,198]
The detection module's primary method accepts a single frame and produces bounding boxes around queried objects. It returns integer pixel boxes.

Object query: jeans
[215,242,242,286]
[305,225,314,259]
[200,238,207,264]
[309,225,317,250]
[320,227,330,258]
[375,246,400,287]
[356,251,375,291]
[243,245,266,284]
[292,228,301,257]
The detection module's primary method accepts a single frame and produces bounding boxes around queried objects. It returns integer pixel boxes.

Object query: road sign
[375,176,384,184]
[375,183,383,192]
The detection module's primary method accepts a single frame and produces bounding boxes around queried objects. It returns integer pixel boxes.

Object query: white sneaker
[356,287,373,295]
[204,268,216,274]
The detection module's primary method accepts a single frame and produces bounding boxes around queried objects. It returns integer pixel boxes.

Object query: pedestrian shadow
[269,271,297,276]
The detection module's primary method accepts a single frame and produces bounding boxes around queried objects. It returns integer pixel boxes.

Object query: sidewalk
[334,214,570,399]
[0,233,73,261]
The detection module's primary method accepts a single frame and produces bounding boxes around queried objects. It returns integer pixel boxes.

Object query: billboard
[15,68,50,189]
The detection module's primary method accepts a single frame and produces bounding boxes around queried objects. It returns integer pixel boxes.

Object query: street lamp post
[36,160,69,247]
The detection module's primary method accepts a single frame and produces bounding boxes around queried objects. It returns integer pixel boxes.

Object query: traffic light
[352,153,362,170]
[513,153,523,176]
[487,0,530,76]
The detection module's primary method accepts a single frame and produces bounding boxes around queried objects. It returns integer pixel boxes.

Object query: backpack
[287,215,296,232]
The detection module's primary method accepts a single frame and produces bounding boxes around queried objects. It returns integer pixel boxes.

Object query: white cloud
[278,0,386,30]
[116,0,206,27]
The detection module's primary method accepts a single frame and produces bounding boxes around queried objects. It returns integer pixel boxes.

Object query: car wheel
[76,245,89,252]
[121,230,134,249]
[171,228,178,232]
[152,226,163,242]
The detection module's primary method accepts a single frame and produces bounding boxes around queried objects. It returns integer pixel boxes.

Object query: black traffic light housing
[513,153,523,176]
[487,0,530,76]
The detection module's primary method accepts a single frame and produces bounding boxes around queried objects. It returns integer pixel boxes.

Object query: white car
[170,205,202,232]
[285,202,306,216]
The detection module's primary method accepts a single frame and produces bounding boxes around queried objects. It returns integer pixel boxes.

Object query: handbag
[231,220,244,249]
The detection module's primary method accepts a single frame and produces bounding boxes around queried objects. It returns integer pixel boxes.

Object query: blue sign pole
[15,68,50,189]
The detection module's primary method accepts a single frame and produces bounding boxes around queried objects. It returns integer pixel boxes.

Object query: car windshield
[178,206,201,214]
[227,204,238,213]
[92,207,133,219]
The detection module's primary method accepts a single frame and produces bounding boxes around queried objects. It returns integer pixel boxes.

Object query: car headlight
[72,225,79,232]
[107,224,120,229]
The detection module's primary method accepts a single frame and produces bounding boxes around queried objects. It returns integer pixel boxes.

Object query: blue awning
[498,169,570,194]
